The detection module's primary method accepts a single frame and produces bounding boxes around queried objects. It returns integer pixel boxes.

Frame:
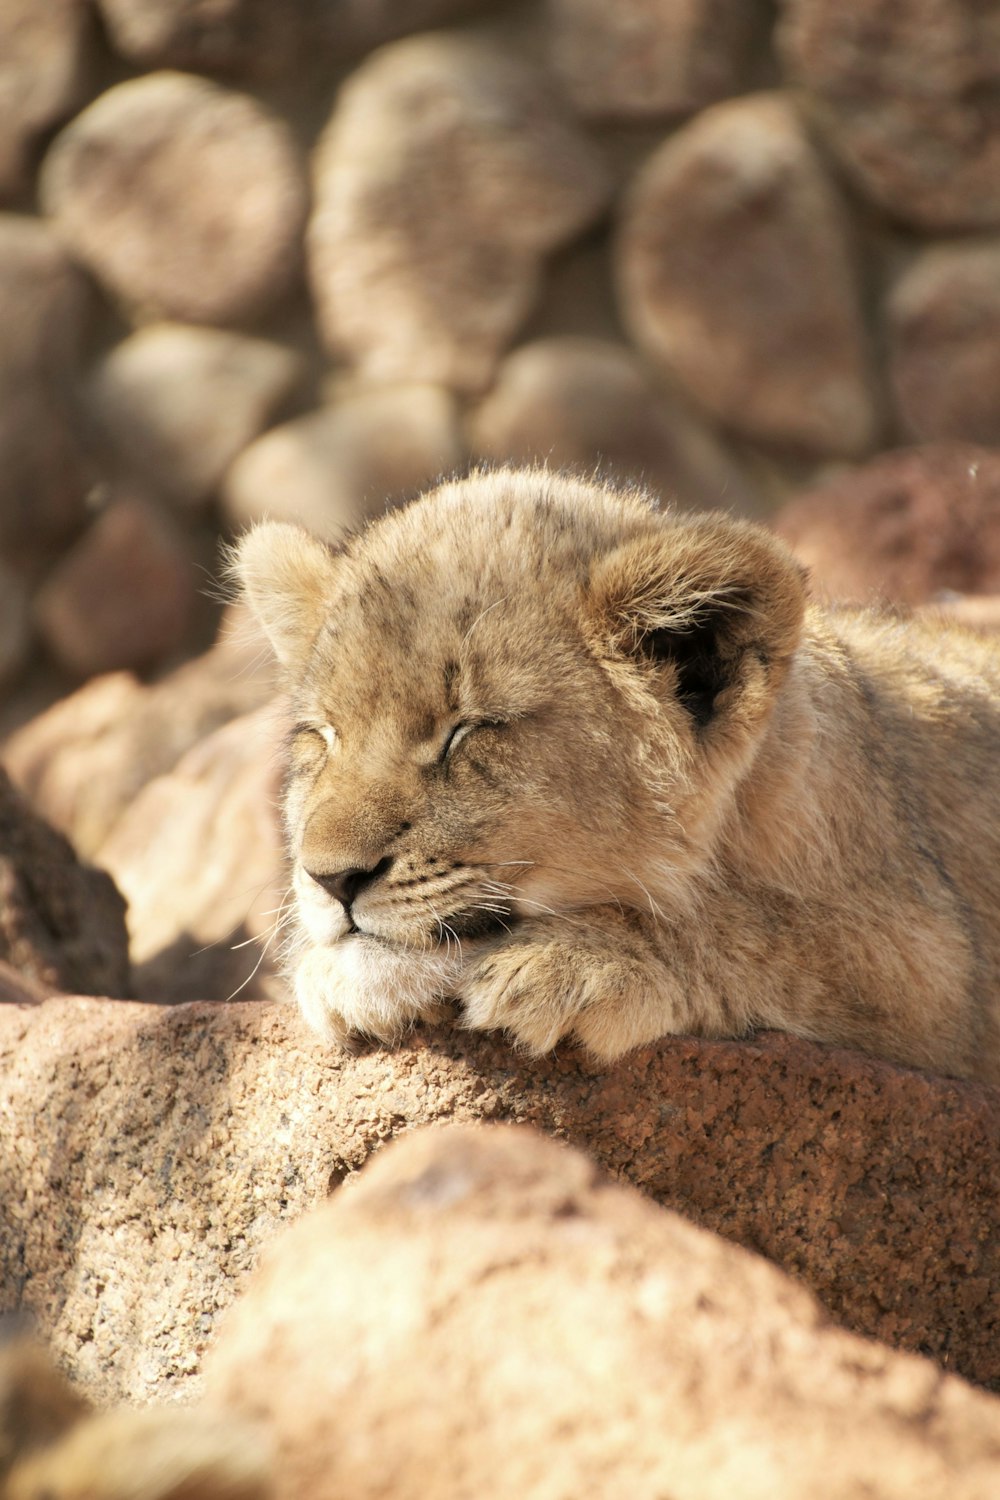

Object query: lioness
[234,469,1000,1082]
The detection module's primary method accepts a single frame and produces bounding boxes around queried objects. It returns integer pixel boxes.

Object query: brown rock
[0,215,96,567]
[546,0,768,120]
[2,998,999,1404]
[0,0,93,200]
[888,240,1000,446]
[40,72,307,325]
[222,386,464,541]
[97,0,495,74]
[0,771,128,997]
[97,706,288,1003]
[468,337,760,513]
[3,606,277,858]
[616,92,879,457]
[774,444,1000,604]
[308,33,610,391]
[206,1124,1000,1500]
[87,324,306,509]
[779,0,1000,231]
[33,497,196,679]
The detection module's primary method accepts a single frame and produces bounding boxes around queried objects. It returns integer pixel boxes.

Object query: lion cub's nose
[307,856,393,910]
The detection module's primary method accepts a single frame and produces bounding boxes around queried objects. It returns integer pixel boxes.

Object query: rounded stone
[888,240,1000,446]
[308,33,610,391]
[468,337,759,514]
[222,385,464,541]
[616,92,879,457]
[87,323,306,508]
[546,0,767,120]
[40,71,308,325]
[0,0,93,199]
[773,444,1000,604]
[33,496,196,678]
[779,0,1000,231]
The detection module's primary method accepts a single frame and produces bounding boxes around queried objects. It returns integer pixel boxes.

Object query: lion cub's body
[235,470,1000,1083]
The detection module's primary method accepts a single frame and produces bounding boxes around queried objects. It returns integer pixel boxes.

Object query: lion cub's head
[234,470,805,971]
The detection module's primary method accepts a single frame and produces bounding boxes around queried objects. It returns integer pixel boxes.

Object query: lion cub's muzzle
[302,855,513,946]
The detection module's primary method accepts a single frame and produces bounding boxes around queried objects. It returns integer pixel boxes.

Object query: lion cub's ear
[587,515,807,731]
[229,523,340,673]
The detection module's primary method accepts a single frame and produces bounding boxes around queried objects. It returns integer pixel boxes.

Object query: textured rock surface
[616,93,878,456]
[87,324,305,509]
[779,0,1000,231]
[98,706,288,1003]
[40,72,307,325]
[222,385,463,541]
[33,497,196,678]
[97,0,494,74]
[468,337,759,513]
[0,773,128,998]
[3,609,276,857]
[308,34,610,391]
[0,0,93,199]
[207,1124,1000,1500]
[774,445,1000,603]
[0,215,95,567]
[888,240,1000,446]
[547,0,766,120]
[2,996,998,1404]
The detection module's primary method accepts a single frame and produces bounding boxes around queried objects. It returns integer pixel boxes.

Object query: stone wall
[6,0,1000,722]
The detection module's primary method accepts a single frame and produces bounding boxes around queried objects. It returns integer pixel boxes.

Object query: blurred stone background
[6,0,1000,1003]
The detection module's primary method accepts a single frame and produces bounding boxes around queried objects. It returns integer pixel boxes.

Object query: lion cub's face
[234,471,805,960]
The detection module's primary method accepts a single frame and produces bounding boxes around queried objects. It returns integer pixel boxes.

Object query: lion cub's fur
[235,469,1000,1082]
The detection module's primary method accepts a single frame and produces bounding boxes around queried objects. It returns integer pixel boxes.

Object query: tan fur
[233,469,1000,1082]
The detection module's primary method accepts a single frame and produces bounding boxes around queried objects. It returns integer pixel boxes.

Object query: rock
[97,706,288,1003]
[468,337,760,513]
[0,215,96,567]
[0,0,93,200]
[98,0,495,74]
[40,72,307,325]
[778,0,1000,231]
[3,606,277,858]
[888,240,1000,446]
[615,92,879,457]
[222,385,463,541]
[87,325,306,509]
[0,771,128,998]
[308,33,610,392]
[774,445,1000,604]
[546,0,767,120]
[33,496,196,679]
[206,1124,1000,1500]
[2,999,999,1404]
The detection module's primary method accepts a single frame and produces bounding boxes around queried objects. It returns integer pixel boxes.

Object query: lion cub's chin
[293,936,463,1048]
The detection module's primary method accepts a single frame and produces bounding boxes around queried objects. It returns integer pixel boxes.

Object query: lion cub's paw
[458,929,659,1061]
[294,938,460,1047]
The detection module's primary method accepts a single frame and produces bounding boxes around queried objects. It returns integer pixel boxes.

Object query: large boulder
[2,996,998,1404]
[308,33,610,391]
[206,1123,1000,1500]
[616,92,879,457]
[0,0,93,200]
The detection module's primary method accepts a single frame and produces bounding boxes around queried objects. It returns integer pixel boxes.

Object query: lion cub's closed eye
[233,467,1000,1083]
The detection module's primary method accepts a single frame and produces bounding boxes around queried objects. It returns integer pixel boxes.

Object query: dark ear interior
[639,613,737,728]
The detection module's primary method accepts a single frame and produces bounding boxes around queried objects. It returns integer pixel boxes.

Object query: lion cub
[234,469,1000,1083]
